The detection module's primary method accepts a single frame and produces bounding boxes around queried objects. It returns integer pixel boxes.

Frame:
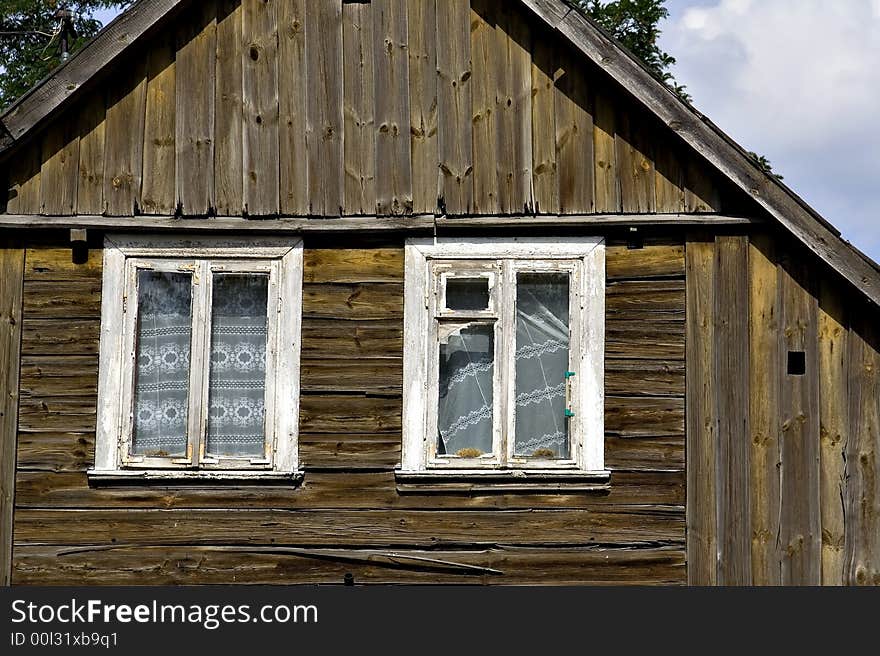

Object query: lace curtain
[513,273,570,458]
[132,272,193,457]
[438,325,495,456]
[132,272,269,459]
[437,273,570,459]
[206,275,269,457]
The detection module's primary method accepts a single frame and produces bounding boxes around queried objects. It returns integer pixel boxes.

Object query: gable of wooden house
[0,0,877,586]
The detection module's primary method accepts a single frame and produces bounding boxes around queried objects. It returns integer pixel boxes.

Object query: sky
[92,2,879,261]
[661,0,880,262]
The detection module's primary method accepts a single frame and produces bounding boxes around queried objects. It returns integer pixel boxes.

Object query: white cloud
[662,1,880,260]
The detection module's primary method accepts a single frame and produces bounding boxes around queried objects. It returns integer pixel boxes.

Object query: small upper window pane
[445,277,490,312]
[206,274,270,458]
[132,271,193,458]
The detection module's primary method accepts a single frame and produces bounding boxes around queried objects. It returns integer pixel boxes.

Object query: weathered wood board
[10,236,686,585]
[1,0,730,218]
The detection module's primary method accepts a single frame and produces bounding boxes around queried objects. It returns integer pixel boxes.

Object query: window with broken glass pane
[402,238,605,475]
[425,259,584,469]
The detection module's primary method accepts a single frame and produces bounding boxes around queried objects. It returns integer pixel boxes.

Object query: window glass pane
[514,273,570,458]
[206,274,269,457]
[132,271,192,457]
[445,277,490,311]
[438,323,494,457]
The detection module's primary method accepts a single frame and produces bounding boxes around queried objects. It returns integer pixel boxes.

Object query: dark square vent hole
[787,351,806,376]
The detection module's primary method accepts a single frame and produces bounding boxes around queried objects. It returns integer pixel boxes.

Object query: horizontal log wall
[12,235,685,585]
[3,0,730,219]
[686,232,880,585]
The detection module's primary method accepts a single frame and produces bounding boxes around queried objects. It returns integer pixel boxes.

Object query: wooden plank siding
[818,279,848,584]
[0,239,25,585]
[778,253,821,585]
[75,94,107,216]
[686,233,880,585]
[592,88,618,213]
[615,108,654,214]
[214,0,245,216]
[471,0,501,215]
[3,0,729,219]
[845,311,880,585]
[242,0,281,216]
[373,0,412,215]
[39,120,79,216]
[10,235,686,584]
[495,3,533,215]
[407,0,439,215]
[12,545,685,586]
[141,33,177,216]
[175,2,217,216]
[530,30,558,213]
[555,43,594,214]
[343,2,377,215]
[437,0,474,215]
[102,56,147,216]
[305,0,344,216]
[685,235,717,585]
[748,234,782,585]
[714,235,751,585]
[277,0,308,215]
[11,231,880,585]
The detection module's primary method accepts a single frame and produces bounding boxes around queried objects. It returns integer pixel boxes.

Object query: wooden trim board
[0,214,759,233]
[0,239,24,586]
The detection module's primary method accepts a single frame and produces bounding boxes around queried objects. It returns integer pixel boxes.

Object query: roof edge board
[520,0,573,27]
[0,0,191,153]
[525,0,880,306]
[0,123,12,152]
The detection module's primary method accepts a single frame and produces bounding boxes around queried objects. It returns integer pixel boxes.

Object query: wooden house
[0,0,877,586]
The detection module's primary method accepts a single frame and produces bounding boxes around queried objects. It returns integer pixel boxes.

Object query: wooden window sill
[87,469,305,487]
[394,469,611,494]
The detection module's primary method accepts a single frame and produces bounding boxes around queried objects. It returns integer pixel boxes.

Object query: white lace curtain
[132,271,193,457]
[132,272,269,459]
[206,275,269,457]
[437,273,570,459]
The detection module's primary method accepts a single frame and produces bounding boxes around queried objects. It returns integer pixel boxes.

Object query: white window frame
[90,235,303,482]
[401,236,606,477]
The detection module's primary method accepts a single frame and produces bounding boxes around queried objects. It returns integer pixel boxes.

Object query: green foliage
[573,0,691,102]
[0,1,132,111]
[748,152,783,181]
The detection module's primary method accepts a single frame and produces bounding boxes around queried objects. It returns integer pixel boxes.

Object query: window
[91,236,303,481]
[401,237,606,479]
